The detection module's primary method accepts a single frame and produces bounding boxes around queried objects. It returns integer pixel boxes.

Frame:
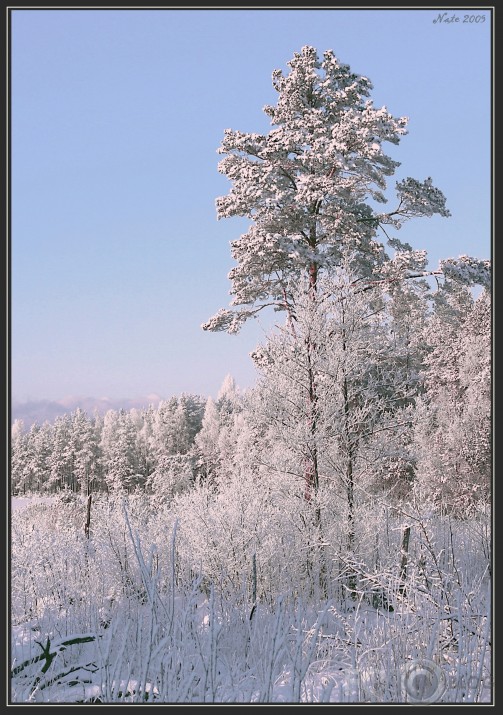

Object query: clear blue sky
[11,7,492,406]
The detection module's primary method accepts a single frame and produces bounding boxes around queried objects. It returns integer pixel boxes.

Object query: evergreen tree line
[11,278,490,517]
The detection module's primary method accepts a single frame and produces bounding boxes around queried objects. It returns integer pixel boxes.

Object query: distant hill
[11,394,164,429]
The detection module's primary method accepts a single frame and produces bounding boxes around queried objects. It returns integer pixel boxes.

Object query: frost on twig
[439,255,491,289]
[201,308,251,334]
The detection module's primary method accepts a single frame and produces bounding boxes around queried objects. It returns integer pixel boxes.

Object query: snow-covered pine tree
[100,409,142,493]
[193,397,222,484]
[203,45,451,336]
[25,422,52,494]
[71,408,101,495]
[203,46,451,499]
[11,420,28,495]
[149,394,206,464]
[46,414,74,492]
[193,376,244,485]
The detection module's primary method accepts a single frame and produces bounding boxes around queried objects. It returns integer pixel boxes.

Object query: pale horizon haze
[10,7,493,424]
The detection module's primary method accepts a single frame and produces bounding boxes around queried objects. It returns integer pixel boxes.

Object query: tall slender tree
[11,420,28,495]
[202,46,452,499]
[71,408,101,495]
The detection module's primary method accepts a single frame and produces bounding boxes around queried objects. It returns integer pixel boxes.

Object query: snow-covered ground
[10,494,492,704]
[11,495,57,512]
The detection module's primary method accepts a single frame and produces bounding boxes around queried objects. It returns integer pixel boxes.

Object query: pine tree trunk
[343,353,356,596]
[304,259,319,501]
[304,261,328,597]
